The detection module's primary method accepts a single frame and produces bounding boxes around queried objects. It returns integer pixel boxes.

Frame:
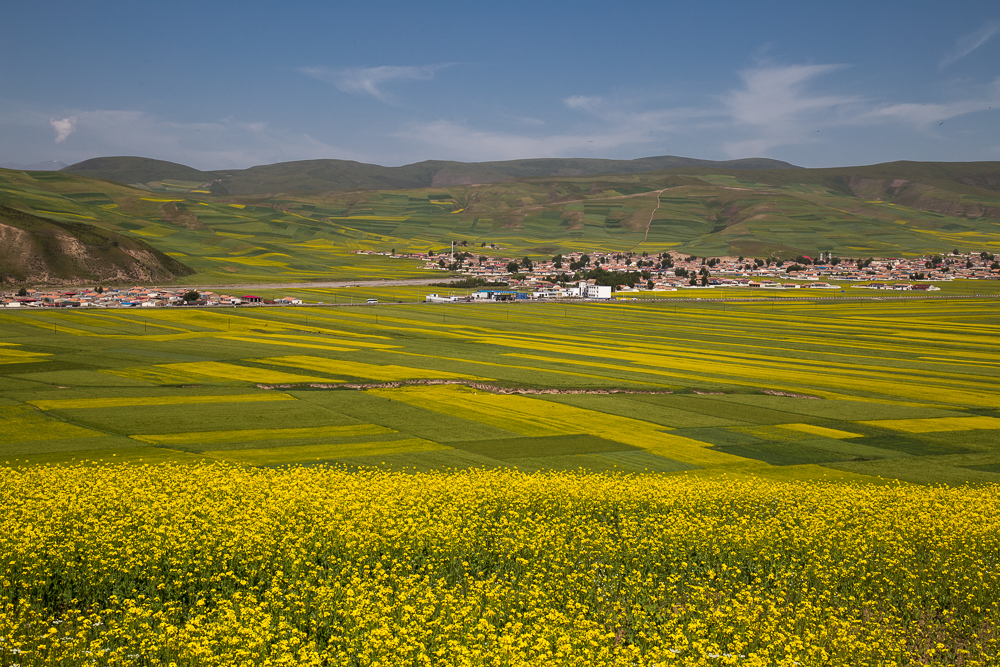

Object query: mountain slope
[62,155,798,194]
[0,205,194,285]
[3,159,999,285]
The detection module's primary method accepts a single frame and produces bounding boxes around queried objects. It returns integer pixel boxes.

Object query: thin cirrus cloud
[400,62,999,162]
[719,64,862,157]
[400,64,859,161]
[396,97,703,162]
[940,22,1000,69]
[300,64,451,103]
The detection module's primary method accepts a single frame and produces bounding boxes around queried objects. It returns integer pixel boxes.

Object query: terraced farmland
[2,297,999,484]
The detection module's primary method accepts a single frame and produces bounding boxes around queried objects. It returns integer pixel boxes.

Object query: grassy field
[3,163,1000,285]
[2,297,999,484]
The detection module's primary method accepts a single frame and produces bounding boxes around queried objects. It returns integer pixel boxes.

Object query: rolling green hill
[61,155,798,194]
[0,205,193,284]
[1,159,999,284]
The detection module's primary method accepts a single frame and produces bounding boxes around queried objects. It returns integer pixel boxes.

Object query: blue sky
[1,0,998,169]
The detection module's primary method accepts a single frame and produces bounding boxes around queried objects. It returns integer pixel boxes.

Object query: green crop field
[2,296,999,485]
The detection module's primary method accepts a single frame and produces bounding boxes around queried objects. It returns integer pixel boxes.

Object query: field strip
[257,355,486,381]
[584,312,1000,358]
[385,350,663,385]
[0,347,50,364]
[503,350,1000,408]
[155,361,337,384]
[861,416,1000,433]
[501,352,968,406]
[0,406,106,442]
[259,314,394,339]
[218,336,358,352]
[482,334,997,385]
[131,423,392,445]
[370,385,755,467]
[4,318,102,337]
[73,312,195,333]
[918,356,1000,368]
[225,333,397,348]
[779,423,863,439]
[29,393,297,410]
[583,326,1000,364]
[204,438,448,465]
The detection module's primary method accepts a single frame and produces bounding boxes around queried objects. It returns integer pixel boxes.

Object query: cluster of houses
[359,248,998,297]
[4,250,995,308]
[0,287,303,309]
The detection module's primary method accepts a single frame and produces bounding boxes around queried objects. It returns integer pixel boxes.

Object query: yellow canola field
[30,393,297,410]
[862,415,1000,433]
[1,464,997,667]
[259,355,486,381]
[207,438,448,465]
[0,345,49,364]
[375,385,753,467]
[132,423,392,446]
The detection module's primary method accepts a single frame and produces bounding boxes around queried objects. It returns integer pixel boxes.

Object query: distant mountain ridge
[62,155,798,194]
[3,156,998,285]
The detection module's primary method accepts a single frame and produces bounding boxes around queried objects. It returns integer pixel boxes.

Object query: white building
[582,284,612,299]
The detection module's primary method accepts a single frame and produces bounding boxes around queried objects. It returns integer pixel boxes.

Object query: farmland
[1,297,999,484]
[3,289,1000,665]
[4,168,1000,664]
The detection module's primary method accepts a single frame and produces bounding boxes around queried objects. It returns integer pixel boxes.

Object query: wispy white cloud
[396,120,619,161]
[399,61,1000,163]
[940,22,1000,69]
[401,65,866,161]
[396,97,706,162]
[50,116,77,143]
[300,64,450,103]
[866,96,999,128]
[719,64,861,157]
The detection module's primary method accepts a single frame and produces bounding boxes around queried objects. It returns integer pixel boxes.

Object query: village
[2,249,998,308]
[388,247,1000,300]
[0,287,303,309]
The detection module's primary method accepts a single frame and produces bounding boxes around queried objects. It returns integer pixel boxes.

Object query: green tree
[506,261,520,274]
[182,290,201,302]
[17,287,27,297]
[520,256,533,270]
